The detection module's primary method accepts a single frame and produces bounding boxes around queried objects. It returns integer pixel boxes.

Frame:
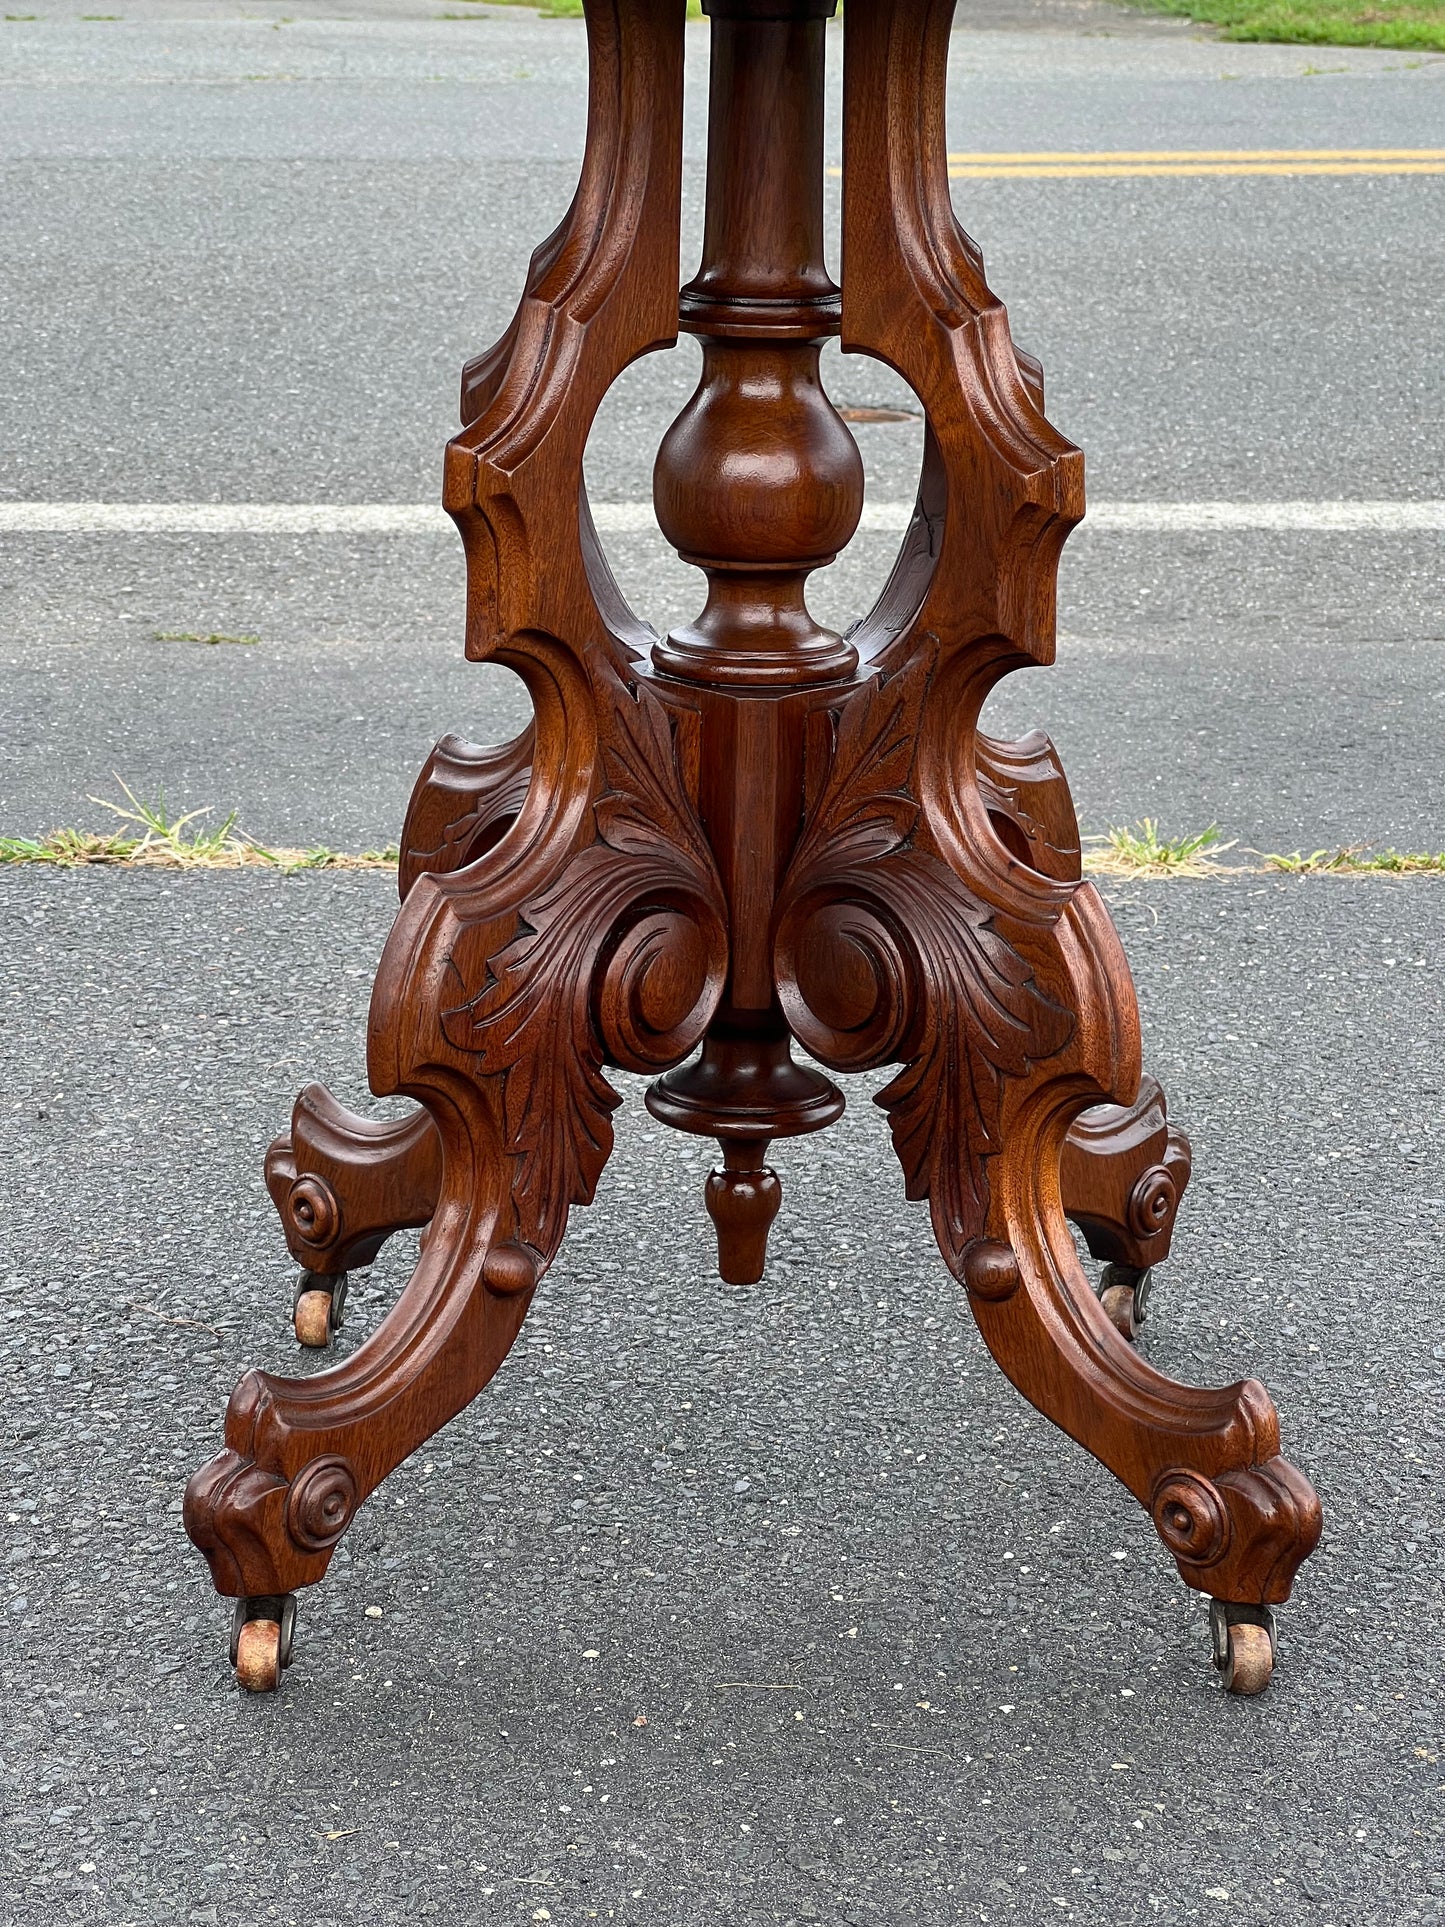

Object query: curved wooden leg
[1061,1073,1192,1340]
[772,662,1319,1625]
[962,1102,1321,1612]
[187,662,727,1691]
[185,0,701,1685]
[263,724,545,1303]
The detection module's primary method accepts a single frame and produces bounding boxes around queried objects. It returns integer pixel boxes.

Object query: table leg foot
[265,1086,442,1283]
[1061,1073,1193,1343]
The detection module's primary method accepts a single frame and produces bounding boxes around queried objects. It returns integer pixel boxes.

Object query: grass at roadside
[4,793,1442,882]
[1082,823,1445,878]
[1083,821,1239,878]
[1122,0,1445,51]
[445,0,1445,48]
[0,781,396,875]
[1264,846,1445,874]
[476,0,1442,47]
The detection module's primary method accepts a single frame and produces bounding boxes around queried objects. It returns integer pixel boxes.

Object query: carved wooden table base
[184,0,1321,1701]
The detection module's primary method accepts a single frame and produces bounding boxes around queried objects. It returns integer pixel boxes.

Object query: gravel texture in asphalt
[0,867,1442,1925]
[2,5,1444,1925]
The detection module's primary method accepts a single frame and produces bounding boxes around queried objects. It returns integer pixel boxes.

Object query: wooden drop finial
[705,1138,782,1287]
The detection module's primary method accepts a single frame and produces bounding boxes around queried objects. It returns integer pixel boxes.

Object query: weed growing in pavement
[152,629,260,647]
[5,791,1439,883]
[1264,847,1445,875]
[1121,0,1445,51]
[0,779,398,874]
[1082,821,1239,878]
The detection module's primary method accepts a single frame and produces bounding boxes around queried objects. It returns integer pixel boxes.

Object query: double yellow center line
[945,148,1445,177]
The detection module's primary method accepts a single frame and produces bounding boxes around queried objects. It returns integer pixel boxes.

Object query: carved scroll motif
[775,647,1075,1276]
[441,672,726,1260]
[398,726,536,901]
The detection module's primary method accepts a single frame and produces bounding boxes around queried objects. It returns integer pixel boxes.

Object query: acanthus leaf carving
[869,855,1075,1274]
[441,670,726,1260]
[777,645,1074,1276]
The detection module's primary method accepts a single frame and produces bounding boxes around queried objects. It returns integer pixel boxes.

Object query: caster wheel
[229,1594,297,1693]
[293,1271,347,1349]
[235,1619,282,1692]
[1098,1263,1151,1341]
[1210,1600,1275,1696]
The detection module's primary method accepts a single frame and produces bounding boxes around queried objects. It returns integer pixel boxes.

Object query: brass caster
[1098,1262,1151,1342]
[293,1271,348,1349]
[1210,1600,1276,1696]
[230,1594,297,1693]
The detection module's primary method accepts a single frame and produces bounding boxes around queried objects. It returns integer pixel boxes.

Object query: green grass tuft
[0,780,400,874]
[1084,820,1239,878]
[153,629,260,647]
[1122,0,1445,51]
[1264,846,1445,874]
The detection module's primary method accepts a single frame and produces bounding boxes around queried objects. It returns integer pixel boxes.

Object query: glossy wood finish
[185,0,1320,1672]
[265,1085,442,1275]
[654,0,860,688]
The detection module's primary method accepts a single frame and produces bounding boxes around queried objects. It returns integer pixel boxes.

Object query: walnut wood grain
[186,0,1321,1665]
[264,1085,442,1275]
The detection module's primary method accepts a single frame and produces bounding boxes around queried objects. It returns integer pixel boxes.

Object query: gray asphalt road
[1,7,1443,850]
[1,867,1442,1925]
[2,6,1444,1927]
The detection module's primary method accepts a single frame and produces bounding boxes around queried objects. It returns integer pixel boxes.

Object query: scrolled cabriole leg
[186,655,728,1689]
[781,0,1324,1689]
[184,0,699,1692]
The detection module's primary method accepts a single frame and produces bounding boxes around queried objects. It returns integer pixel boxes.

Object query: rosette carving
[286,1455,360,1553]
[284,1174,341,1251]
[775,647,1074,1275]
[1152,1469,1232,1567]
[1128,1163,1179,1242]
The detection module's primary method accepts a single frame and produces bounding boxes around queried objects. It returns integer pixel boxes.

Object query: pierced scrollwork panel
[398,725,536,901]
[775,647,1074,1275]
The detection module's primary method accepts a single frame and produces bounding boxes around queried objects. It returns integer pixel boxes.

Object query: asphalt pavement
[1,4,1443,1925]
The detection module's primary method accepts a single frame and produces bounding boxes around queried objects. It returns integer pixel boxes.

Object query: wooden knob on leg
[705,1138,781,1286]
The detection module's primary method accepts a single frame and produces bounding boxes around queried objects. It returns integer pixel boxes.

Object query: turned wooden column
[646,0,856,1284]
[653,0,860,688]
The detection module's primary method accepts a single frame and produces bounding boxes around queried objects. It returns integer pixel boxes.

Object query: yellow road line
[948,161,1445,177]
[945,148,1445,161]
[829,149,1445,179]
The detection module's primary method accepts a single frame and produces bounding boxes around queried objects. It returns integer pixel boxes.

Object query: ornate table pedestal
[184,0,1320,1701]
